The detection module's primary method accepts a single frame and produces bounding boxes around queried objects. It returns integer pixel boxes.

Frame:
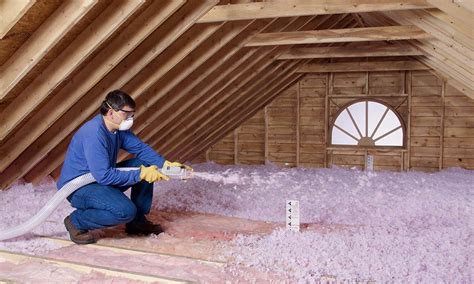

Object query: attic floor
[0,211,291,283]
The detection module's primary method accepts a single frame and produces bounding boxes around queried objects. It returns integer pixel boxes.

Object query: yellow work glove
[139,165,169,183]
[163,160,193,172]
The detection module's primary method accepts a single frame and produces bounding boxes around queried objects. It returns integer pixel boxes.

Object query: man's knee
[115,202,137,223]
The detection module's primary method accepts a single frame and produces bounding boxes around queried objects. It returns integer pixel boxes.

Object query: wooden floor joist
[0,249,188,283]
[39,235,225,267]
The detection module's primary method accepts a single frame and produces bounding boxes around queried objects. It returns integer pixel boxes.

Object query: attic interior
[0,0,472,282]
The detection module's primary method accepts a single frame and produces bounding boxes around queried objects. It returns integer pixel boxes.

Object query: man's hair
[100,90,136,115]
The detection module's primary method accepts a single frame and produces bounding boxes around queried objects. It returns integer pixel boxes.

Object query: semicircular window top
[331,101,404,147]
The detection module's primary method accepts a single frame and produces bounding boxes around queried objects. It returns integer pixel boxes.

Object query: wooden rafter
[167,60,301,158]
[362,11,473,98]
[166,16,356,161]
[125,20,253,113]
[197,0,433,23]
[2,1,218,189]
[380,10,473,87]
[134,18,282,141]
[245,25,429,47]
[0,0,36,38]
[0,1,146,142]
[425,0,474,27]
[129,18,323,167]
[146,15,348,161]
[122,22,223,95]
[277,43,423,59]
[297,60,430,73]
[183,71,305,162]
[0,0,186,183]
[0,0,97,100]
[424,8,472,42]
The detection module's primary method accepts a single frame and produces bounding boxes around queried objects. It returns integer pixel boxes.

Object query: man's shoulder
[77,115,103,137]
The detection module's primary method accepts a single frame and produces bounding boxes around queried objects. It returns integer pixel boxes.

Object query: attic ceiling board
[0,0,36,38]
[360,11,473,98]
[0,0,146,142]
[0,1,473,190]
[166,16,357,161]
[197,0,433,23]
[151,15,349,159]
[0,1,218,189]
[0,0,97,100]
[138,16,323,153]
[0,0,62,65]
[297,60,430,72]
[245,25,430,46]
[277,43,424,59]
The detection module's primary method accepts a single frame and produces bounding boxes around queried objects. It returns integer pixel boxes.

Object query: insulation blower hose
[0,167,145,241]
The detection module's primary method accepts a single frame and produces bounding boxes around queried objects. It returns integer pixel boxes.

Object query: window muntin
[331,101,404,147]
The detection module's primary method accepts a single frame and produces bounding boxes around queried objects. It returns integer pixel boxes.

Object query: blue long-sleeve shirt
[57,114,165,189]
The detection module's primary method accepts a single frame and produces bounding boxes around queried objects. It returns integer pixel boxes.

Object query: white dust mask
[118,117,133,131]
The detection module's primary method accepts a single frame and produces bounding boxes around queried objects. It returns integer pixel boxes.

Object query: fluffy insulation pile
[1,163,472,282]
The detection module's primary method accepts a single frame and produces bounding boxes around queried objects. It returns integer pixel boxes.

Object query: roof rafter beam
[181,69,305,162]
[165,17,357,161]
[245,25,430,47]
[170,60,302,160]
[361,12,474,99]
[133,18,282,142]
[197,0,433,23]
[0,0,146,142]
[297,60,430,73]
[0,0,35,38]
[149,15,352,160]
[426,0,474,27]
[277,43,423,59]
[0,0,98,101]
[186,72,304,162]
[0,1,218,189]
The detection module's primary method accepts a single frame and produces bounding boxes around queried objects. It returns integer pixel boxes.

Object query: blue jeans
[67,158,153,231]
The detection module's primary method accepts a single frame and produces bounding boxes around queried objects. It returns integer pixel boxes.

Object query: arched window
[331,100,404,147]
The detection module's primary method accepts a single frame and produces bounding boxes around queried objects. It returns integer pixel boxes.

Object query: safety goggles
[106,101,135,119]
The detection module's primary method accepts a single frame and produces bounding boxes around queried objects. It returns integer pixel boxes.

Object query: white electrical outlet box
[286,200,300,232]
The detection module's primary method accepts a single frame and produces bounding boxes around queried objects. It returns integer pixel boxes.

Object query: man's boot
[125,217,164,235]
[64,215,96,244]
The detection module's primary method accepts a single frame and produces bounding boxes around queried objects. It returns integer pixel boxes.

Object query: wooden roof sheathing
[0,0,472,190]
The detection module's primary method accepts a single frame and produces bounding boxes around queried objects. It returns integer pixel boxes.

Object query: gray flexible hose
[0,166,190,241]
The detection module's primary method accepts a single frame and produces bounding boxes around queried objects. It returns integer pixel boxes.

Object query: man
[57,90,191,244]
